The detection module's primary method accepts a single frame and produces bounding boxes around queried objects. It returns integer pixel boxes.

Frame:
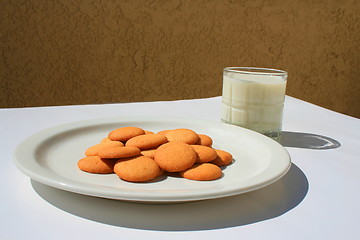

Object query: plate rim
[14,116,291,203]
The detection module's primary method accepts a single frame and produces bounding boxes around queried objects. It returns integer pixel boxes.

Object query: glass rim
[224,67,287,76]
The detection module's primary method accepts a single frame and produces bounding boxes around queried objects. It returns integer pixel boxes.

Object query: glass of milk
[222,67,288,141]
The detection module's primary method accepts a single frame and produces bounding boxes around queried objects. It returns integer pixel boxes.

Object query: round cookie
[156,168,165,177]
[141,148,157,159]
[98,146,141,159]
[125,134,168,150]
[180,163,222,181]
[100,137,113,143]
[163,128,200,144]
[78,156,115,174]
[211,149,233,166]
[114,156,160,182]
[191,145,218,163]
[157,129,171,135]
[196,134,213,147]
[108,127,145,141]
[85,141,124,157]
[154,142,197,172]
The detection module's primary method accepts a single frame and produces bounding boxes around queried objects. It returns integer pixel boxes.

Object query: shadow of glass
[280,131,341,150]
[31,164,308,231]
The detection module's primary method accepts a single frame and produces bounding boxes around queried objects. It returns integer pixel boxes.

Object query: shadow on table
[280,131,341,150]
[31,163,308,231]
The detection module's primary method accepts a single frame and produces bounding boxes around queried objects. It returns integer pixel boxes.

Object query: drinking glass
[222,67,288,141]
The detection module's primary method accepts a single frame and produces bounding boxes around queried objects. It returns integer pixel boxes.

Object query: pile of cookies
[78,127,233,182]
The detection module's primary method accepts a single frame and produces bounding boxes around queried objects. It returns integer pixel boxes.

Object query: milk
[222,69,287,140]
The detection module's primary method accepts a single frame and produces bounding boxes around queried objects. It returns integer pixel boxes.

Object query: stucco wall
[1,0,359,118]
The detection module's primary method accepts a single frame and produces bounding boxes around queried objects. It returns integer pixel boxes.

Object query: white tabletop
[1,96,359,240]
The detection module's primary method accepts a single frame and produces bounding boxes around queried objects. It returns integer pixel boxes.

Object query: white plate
[14,116,291,203]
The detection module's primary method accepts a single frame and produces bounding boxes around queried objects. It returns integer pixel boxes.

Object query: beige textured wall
[1,0,359,118]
